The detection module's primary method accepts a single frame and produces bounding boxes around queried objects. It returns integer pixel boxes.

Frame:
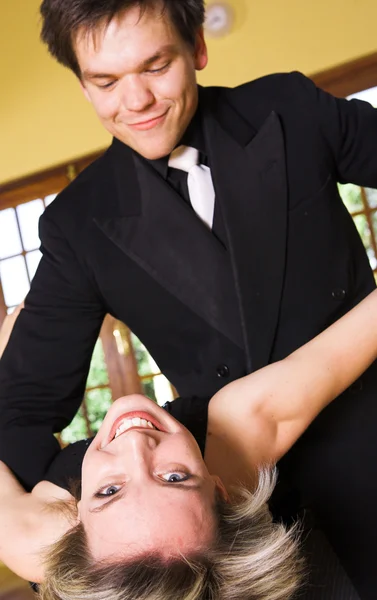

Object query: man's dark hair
[40,0,205,78]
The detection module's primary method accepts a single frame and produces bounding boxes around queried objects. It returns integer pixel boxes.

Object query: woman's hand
[0,302,24,358]
[0,462,75,583]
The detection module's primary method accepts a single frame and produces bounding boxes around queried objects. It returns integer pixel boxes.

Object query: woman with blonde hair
[1,288,377,599]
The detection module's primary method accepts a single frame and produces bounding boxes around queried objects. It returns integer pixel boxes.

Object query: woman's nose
[126,429,159,462]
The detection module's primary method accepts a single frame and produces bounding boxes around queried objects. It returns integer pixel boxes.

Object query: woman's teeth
[114,417,157,439]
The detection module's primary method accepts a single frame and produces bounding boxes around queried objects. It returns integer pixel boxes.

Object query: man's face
[75,4,208,159]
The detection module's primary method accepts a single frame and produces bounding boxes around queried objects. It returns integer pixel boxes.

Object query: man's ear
[212,474,230,503]
[194,27,208,71]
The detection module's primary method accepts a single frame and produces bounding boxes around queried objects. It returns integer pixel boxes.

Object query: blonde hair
[38,469,303,600]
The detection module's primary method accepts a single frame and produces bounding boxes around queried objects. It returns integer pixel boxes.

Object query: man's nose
[121,76,154,112]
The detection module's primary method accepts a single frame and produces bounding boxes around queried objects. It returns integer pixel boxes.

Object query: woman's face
[79,395,225,562]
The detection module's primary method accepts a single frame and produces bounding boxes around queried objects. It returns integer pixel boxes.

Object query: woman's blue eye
[95,484,121,498]
[162,472,190,483]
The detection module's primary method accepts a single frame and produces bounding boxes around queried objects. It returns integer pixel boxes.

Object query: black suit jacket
[1,72,377,597]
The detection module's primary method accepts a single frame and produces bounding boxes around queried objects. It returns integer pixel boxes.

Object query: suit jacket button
[217,364,230,378]
[332,288,346,300]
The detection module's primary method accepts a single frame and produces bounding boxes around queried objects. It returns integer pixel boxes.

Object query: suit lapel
[94,140,243,349]
[202,91,288,371]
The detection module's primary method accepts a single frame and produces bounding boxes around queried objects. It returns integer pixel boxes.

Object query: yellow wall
[1,0,377,184]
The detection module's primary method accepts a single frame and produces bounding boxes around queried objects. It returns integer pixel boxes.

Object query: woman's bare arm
[207,288,377,479]
[0,461,75,583]
[0,304,76,581]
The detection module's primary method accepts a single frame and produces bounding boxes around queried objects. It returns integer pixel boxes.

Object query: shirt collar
[146,104,206,179]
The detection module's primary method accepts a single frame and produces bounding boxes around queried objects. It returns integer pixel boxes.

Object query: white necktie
[168,145,215,229]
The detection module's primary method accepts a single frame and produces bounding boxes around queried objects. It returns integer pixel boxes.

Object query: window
[339,85,377,278]
[311,54,377,277]
[0,197,53,313]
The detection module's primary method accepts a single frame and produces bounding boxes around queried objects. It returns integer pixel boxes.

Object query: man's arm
[0,211,105,490]
[293,71,377,187]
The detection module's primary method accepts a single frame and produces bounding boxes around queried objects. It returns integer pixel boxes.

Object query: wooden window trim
[1,50,377,208]
[311,51,377,98]
[0,151,103,210]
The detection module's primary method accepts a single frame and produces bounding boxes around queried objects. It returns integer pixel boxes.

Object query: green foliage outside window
[131,333,158,402]
[60,331,165,444]
[338,183,377,271]
[339,182,363,212]
[131,334,175,405]
[60,339,111,444]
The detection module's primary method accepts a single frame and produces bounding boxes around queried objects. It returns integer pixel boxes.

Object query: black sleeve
[0,212,106,490]
[291,71,377,187]
[43,438,94,497]
[163,396,209,458]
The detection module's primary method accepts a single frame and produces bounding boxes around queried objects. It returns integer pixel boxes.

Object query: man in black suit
[1,1,377,597]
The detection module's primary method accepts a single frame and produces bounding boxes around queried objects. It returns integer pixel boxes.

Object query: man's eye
[161,472,191,483]
[98,81,115,89]
[95,484,121,498]
[147,63,170,74]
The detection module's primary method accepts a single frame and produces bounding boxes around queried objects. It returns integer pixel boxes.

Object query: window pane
[353,214,377,270]
[370,212,377,269]
[365,188,377,209]
[141,374,174,406]
[60,388,112,444]
[338,183,363,213]
[61,340,111,444]
[152,374,174,406]
[0,256,29,307]
[353,214,370,248]
[86,339,109,388]
[45,193,57,206]
[131,333,159,377]
[0,208,23,259]
[60,405,89,445]
[26,250,42,281]
[16,199,44,251]
[86,387,112,434]
[348,86,377,106]
[142,377,158,402]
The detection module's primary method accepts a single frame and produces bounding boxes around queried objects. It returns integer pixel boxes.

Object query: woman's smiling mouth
[109,410,166,443]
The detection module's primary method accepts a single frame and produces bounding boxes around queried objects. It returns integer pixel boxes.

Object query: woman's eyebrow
[89,481,203,514]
